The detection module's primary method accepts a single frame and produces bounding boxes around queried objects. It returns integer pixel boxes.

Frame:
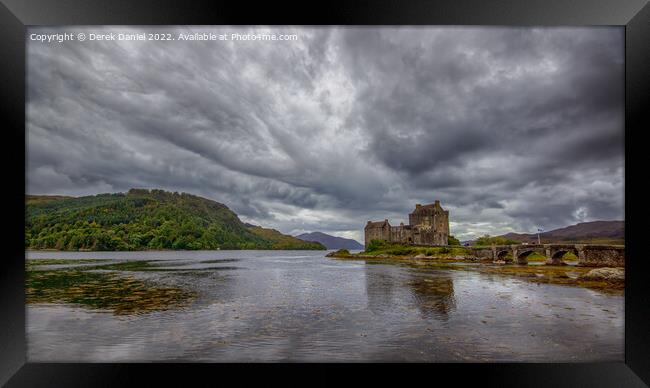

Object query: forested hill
[25,189,325,251]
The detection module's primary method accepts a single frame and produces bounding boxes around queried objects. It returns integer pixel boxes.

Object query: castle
[364,201,450,248]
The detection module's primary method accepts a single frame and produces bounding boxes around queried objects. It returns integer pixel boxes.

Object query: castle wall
[409,211,429,227]
[390,226,413,244]
[433,231,447,245]
[436,211,450,236]
[366,202,450,247]
[364,224,390,248]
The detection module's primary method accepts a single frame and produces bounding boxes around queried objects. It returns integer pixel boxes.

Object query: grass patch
[524,252,546,262]
[562,252,578,261]
[359,241,472,258]
[326,249,353,258]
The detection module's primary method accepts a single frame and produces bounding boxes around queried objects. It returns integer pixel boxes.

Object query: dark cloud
[27,26,624,241]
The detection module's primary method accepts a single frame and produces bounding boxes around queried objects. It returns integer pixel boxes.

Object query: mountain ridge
[296,231,364,250]
[497,220,624,244]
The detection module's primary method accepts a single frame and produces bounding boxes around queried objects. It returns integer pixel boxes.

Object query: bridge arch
[495,249,513,263]
[547,246,579,266]
[515,249,542,265]
[468,244,623,267]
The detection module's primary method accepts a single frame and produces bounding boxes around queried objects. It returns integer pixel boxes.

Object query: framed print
[1,0,649,386]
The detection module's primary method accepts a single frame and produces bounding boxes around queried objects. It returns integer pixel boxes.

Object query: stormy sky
[27,26,624,242]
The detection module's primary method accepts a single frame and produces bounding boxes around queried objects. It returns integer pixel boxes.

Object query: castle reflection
[364,263,456,321]
[406,272,456,320]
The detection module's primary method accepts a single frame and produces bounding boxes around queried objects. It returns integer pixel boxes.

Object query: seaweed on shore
[26,260,196,315]
[327,252,624,293]
[26,258,112,271]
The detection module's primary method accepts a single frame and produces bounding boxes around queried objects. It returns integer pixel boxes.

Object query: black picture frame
[1,0,648,386]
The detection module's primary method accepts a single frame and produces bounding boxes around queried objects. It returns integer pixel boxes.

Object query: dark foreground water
[26,250,623,362]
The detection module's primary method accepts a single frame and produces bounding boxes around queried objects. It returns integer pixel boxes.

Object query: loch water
[26,250,623,362]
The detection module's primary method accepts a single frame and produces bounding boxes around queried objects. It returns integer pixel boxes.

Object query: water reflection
[364,264,457,321]
[406,271,456,320]
[26,250,624,362]
[364,264,400,315]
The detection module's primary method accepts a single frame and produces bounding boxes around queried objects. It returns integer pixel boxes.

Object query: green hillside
[248,225,330,250]
[25,189,325,251]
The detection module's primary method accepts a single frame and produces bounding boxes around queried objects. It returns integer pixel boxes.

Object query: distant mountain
[296,231,364,250]
[498,220,624,244]
[25,189,325,251]
[247,226,326,250]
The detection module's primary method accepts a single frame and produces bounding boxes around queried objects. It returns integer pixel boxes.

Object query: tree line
[26,189,324,251]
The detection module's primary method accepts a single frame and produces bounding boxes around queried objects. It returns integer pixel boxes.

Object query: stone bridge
[469,244,625,267]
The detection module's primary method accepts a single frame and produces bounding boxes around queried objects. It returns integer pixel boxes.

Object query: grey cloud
[27,26,624,241]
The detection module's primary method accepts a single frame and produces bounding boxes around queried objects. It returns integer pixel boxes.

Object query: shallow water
[26,250,623,362]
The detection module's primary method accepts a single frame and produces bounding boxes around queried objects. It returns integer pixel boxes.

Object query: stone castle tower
[364,201,449,248]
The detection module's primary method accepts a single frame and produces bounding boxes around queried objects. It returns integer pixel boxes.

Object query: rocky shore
[326,249,624,292]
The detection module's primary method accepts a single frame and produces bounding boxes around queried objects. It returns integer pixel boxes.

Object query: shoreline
[326,250,624,293]
[25,248,327,253]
